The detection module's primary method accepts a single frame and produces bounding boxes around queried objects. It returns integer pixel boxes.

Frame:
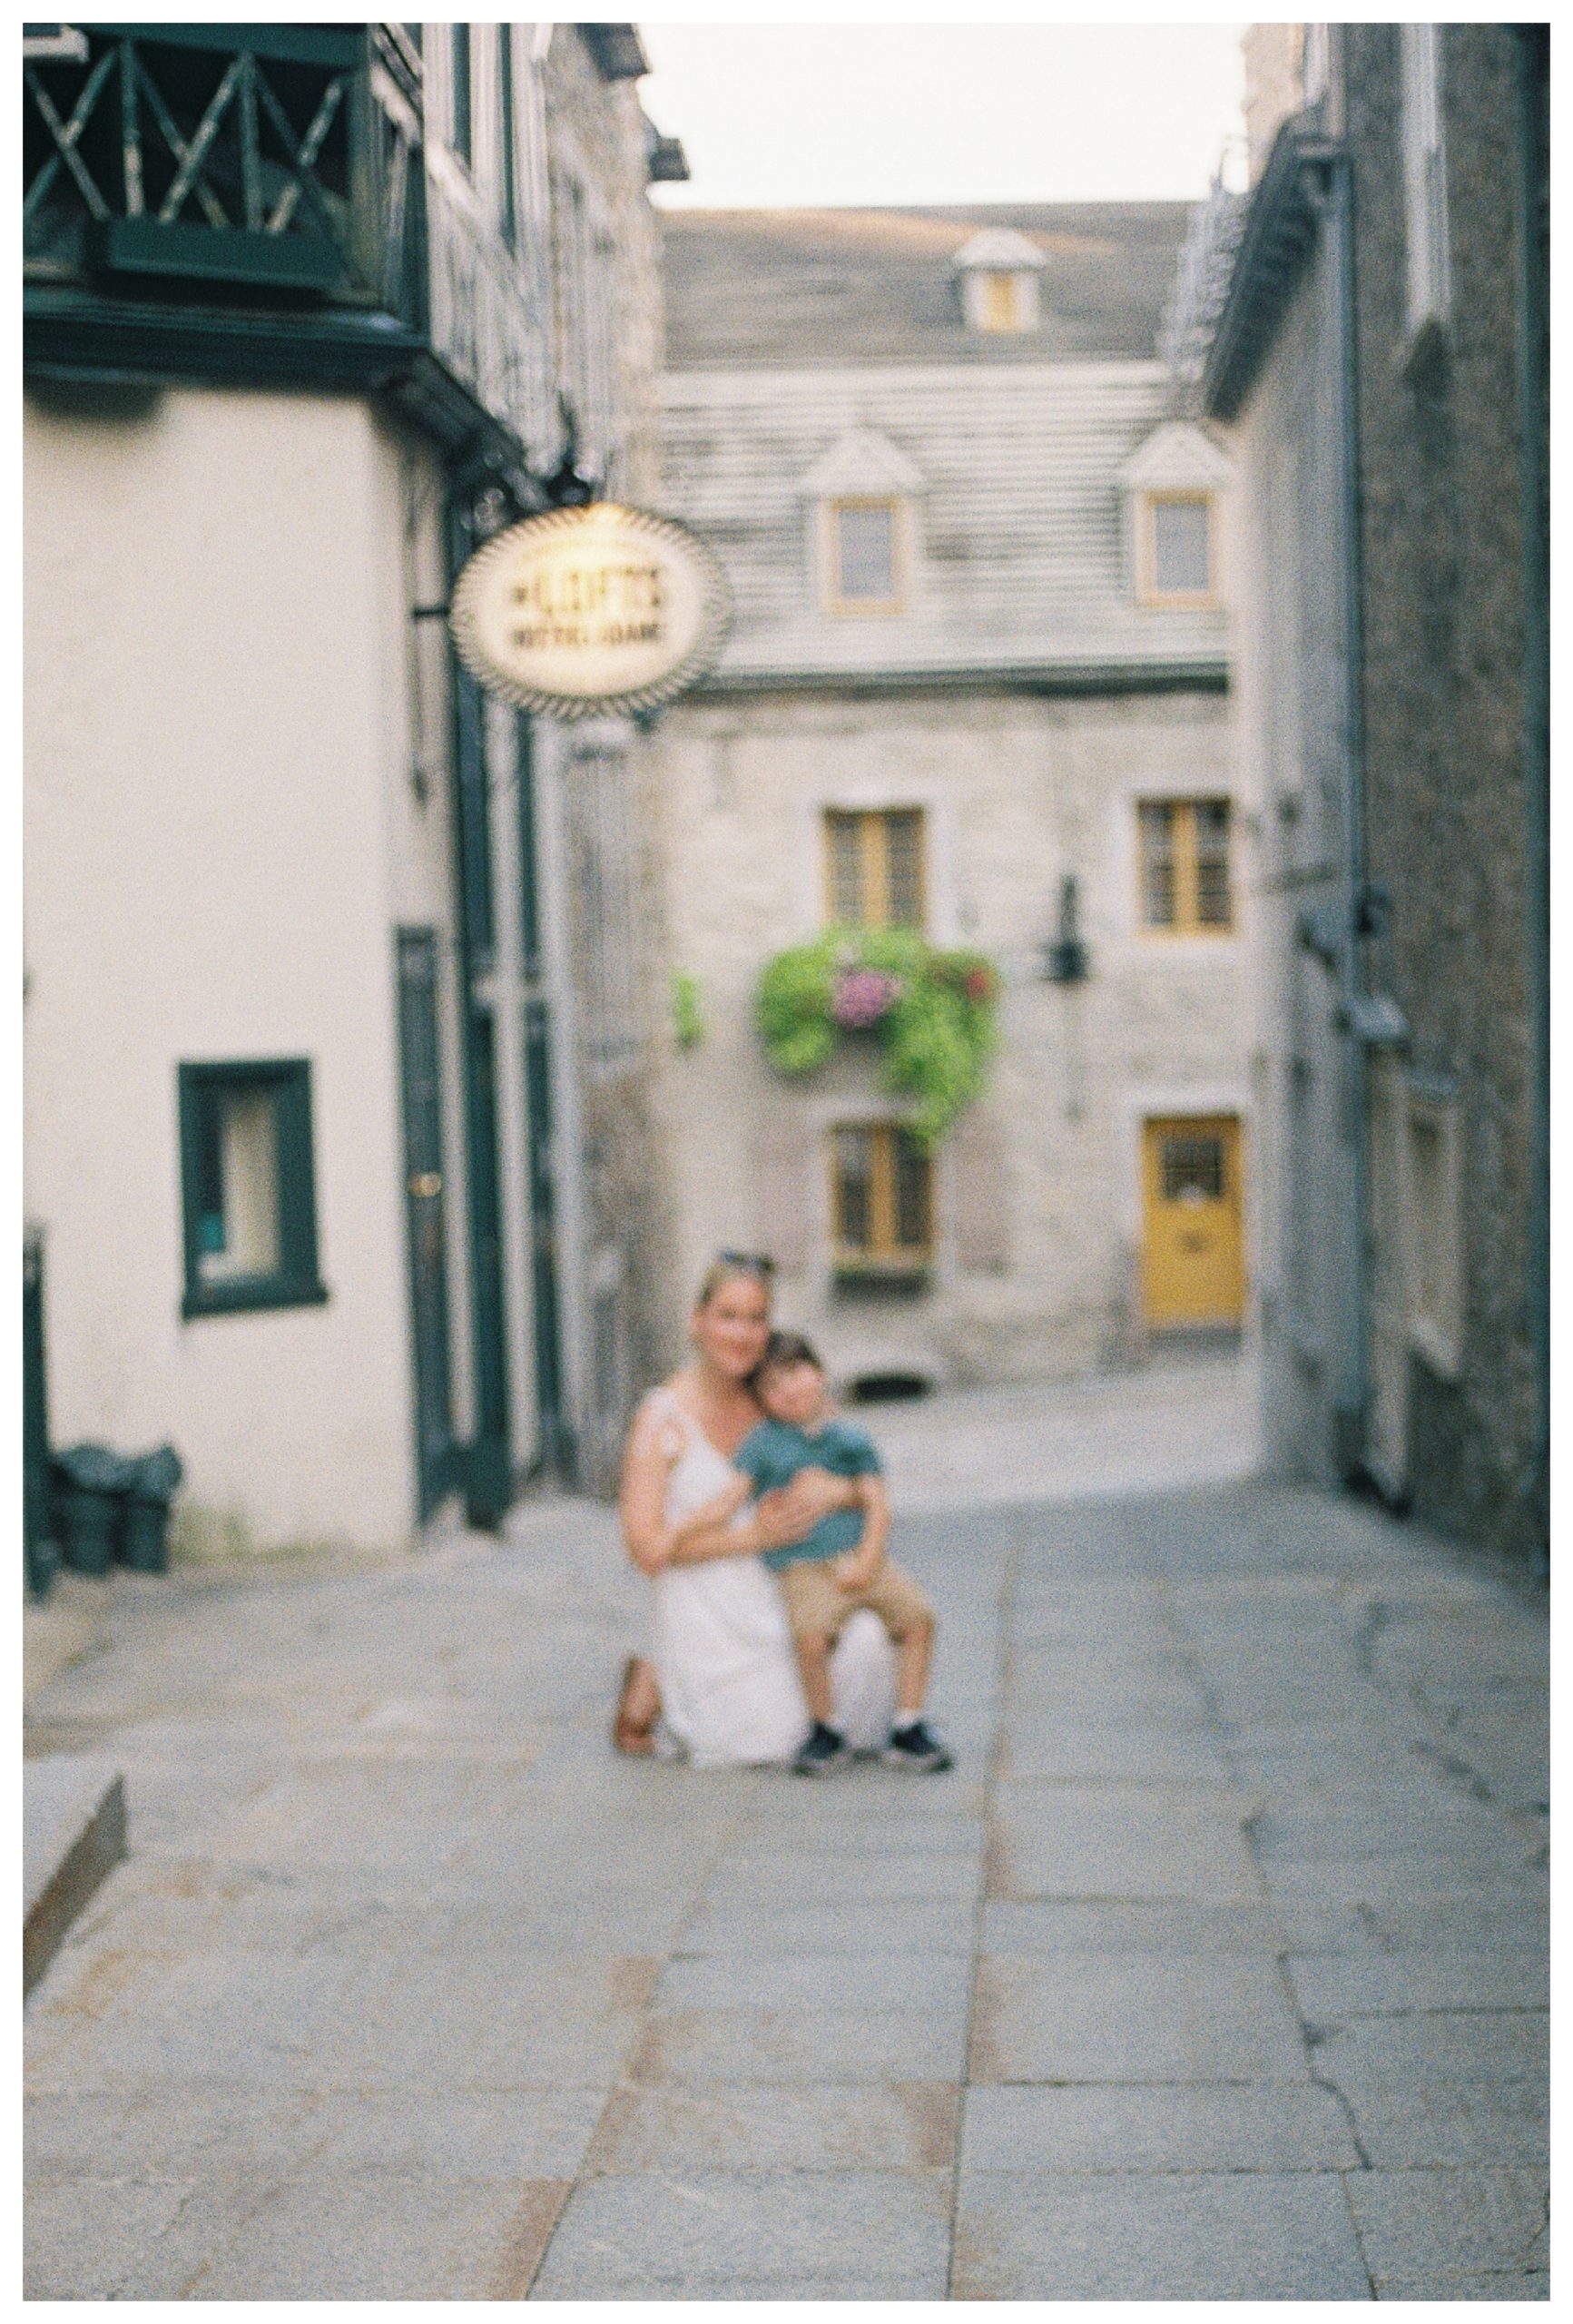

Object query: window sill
[831,1264,931,1299]
[182,1276,330,1322]
[1136,925,1236,942]
[1135,590,1224,615]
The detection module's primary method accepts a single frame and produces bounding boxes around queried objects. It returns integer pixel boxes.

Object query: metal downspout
[444,483,514,1529]
[515,711,575,1487]
[1315,142,1374,1476]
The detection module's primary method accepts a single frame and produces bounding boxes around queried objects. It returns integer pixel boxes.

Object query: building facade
[24,22,681,1554]
[651,206,1249,1392]
[1187,24,1548,1561]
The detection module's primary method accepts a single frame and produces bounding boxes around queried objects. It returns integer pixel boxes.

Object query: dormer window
[1120,422,1234,612]
[1141,492,1216,605]
[825,498,903,614]
[954,229,1046,335]
[800,427,924,621]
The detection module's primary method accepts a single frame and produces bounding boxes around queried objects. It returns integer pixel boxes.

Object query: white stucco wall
[650,686,1248,1390]
[25,385,437,1549]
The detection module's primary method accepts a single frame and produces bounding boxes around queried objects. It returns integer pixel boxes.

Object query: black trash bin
[50,1443,137,1576]
[121,1445,184,1574]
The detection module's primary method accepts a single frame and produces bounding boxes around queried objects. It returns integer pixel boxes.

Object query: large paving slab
[952,2168,1373,2299]
[24,1374,1548,2299]
[969,1950,1310,2083]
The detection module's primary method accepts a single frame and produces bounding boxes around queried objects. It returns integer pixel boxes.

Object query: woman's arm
[667,1465,862,1566]
[624,1418,865,1572]
[666,1472,751,1552]
[620,1406,770,1571]
[618,1403,683,1577]
[763,1466,862,1529]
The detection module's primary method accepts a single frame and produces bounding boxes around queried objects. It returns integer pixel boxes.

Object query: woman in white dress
[614,1257,896,1768]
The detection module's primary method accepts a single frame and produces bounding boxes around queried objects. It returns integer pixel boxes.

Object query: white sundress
[645,1386,897,1769]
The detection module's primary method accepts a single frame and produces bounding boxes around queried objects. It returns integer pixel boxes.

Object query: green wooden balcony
[24,23,423,317]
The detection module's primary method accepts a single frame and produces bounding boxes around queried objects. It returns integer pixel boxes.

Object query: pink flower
[832,969,904,1029]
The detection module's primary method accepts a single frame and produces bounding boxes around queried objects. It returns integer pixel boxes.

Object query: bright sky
[640,23,1249,211]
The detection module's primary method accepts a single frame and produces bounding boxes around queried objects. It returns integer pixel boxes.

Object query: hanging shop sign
[448,502,732,720]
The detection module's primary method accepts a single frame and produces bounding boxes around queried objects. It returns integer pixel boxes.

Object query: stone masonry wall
[1345,25,1540,1558]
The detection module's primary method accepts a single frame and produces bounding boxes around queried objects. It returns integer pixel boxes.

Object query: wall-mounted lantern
[1044,873,1089,984]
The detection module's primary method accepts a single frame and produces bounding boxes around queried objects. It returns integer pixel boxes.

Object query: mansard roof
[662,202,1194,369]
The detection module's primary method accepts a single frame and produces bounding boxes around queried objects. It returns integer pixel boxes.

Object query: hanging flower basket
[756,927,1000,1145]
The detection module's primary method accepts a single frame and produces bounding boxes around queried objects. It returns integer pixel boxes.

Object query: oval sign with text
[448,503,732,720]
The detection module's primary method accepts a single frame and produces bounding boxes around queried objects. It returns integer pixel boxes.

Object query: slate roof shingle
[662,202,1195,369]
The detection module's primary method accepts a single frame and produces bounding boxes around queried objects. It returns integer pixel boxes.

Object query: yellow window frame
[1136,797,1234,936]
[830,1123,934,1274]
[1136,488,1220,610]
[820,495,908,617]
[978,270,1022,331]
[823,807,928,930]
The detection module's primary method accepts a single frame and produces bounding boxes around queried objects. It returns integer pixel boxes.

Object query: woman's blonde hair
[693,1253,775,1311]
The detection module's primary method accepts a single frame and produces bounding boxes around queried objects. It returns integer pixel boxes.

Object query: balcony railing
[23,23,424,314]
[24,25,563,461]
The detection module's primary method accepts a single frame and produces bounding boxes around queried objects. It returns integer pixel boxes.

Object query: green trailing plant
[672,969,704,1050]
[756,926,1000,1144]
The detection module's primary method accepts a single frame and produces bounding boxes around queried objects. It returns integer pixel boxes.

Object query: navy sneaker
[883,1718,954,1773]
[793,1720,849,1777]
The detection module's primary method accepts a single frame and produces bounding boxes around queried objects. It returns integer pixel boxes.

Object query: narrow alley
[25,1369,1548,2299]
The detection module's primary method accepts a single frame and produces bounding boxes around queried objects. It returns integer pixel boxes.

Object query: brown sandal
[613,1655,660,1756]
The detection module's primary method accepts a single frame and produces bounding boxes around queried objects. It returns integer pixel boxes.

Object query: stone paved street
[25,1372,1548,2299]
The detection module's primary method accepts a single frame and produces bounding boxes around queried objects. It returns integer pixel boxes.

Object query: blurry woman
[614,1256,895,1766]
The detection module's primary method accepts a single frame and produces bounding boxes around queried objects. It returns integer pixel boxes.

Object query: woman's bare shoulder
[627,1376,692,1457]
[640,1369,703,1421]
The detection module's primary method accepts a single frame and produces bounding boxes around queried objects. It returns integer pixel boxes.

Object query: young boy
[735,1332,952,1777]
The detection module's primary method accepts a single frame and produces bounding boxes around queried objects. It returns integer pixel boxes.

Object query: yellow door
[1141,1115,1244,1327]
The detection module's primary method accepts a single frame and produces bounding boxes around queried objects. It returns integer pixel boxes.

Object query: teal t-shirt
[734,1416,881,1571]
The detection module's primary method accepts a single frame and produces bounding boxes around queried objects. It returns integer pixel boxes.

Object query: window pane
[450,25,472,164]
[1162,1134,1225,1203]
[837,505,896,602]
[884,810,925,928]
[833,1128,873,1251]
[826,811,865,923]
[1408,1114,1444,1318]
[980,271,1018,330]
[892,1131,932,1251]
[1151,498,1211,595]
[498,24,517,247]
[197,1088,281,1281]
[1194,799,1233,927]
[1139,802,1177,928]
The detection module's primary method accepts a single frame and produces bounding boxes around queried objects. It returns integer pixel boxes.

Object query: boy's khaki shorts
[777,1556,934,1648]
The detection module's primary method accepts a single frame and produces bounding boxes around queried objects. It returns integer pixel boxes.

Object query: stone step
[24,1755,125,1996]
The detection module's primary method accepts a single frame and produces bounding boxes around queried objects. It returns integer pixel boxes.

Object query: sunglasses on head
[717,1249,776,1276]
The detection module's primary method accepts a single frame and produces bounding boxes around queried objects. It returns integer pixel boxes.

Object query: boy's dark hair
[755,1329,823,1378]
